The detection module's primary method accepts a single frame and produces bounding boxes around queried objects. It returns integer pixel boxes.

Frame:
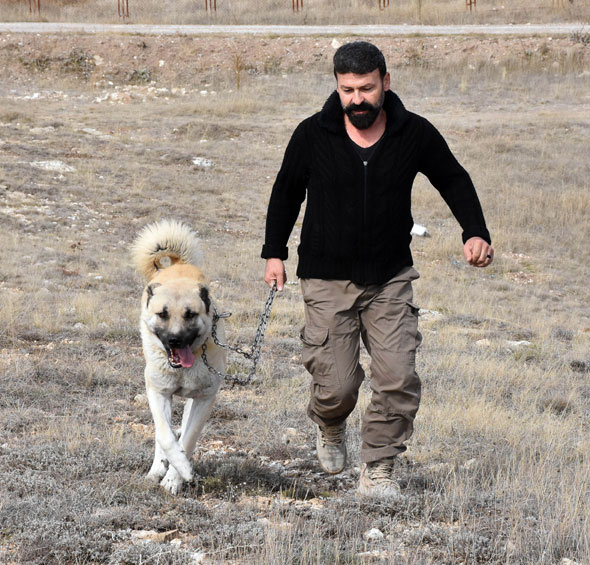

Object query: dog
[132,219,226,494]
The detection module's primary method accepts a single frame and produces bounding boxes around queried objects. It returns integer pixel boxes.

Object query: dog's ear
[146,283,161,308]
[199,285,211,314]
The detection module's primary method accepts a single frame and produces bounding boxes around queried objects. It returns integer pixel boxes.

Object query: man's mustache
[345,101,376,113]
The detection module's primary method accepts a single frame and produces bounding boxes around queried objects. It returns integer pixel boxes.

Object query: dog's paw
[146,469,166,483]
[160,467,188,495]
[146,460,168,483]
[174,458,194,482]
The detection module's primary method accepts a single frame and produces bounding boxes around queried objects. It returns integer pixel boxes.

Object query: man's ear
[199,285,211,314]
[383,71,391,92]
[146,283,161,308]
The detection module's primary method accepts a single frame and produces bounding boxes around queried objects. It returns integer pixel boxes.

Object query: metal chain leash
[201,284,277,386]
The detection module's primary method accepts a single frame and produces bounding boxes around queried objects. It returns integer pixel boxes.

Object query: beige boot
[358,457,402,499]
[316,423,347,474]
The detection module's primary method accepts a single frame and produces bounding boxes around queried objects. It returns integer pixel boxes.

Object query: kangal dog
[132,220,226,494]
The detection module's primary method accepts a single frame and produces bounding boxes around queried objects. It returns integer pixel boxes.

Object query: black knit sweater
[261,90,491,285]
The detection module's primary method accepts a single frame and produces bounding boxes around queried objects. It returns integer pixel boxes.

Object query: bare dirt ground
[0,30,589,564]
[0,22,587,35]
[1,30,588,90]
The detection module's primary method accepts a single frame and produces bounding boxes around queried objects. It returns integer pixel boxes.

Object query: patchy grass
[0,33,588,564]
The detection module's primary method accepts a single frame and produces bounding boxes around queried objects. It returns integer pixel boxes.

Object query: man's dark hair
[333,41,387,78]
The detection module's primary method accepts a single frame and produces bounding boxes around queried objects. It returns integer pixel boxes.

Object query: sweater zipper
[351,142,375,280]
[362,158,369,280]
[362,159,368,238]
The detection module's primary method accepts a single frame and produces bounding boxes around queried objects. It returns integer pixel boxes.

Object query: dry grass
[0,31,589,564]
[0,0,589,25]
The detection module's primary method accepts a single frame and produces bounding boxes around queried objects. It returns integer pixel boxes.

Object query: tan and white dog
[132,220,226,494]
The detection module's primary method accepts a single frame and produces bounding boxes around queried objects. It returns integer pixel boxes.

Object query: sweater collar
[318,89,409,135]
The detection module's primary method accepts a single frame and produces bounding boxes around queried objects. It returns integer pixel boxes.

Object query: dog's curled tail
[132,219,203,280]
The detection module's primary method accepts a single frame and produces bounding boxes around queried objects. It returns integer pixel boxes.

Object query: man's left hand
[463,237,494,267]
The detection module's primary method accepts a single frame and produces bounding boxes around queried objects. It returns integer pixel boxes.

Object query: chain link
[201,284,277,386]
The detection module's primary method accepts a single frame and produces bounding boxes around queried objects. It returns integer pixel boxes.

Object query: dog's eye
[184,310,198,320]
[156,311,169,320]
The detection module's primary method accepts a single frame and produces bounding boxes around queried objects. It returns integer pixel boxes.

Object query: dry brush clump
[0,33,588,564]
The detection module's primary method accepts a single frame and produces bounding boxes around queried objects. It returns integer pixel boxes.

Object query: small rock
[191,551,207,564]
[428,462,453,475]
[281,427,298,444]
[331,39,342,49]
[158,530,180,542]
[133,393,148,407]
[419,309,442,321]
[81,127,113,139]
[257,518,271,526]
[461,458,477,470]
[30,126,55,134]
[132,529,179,543]
[364,527,384,541]
[30,160,76,173]
[357,550,390,559]
[504,340,531,348]
[475,339,492,347]
[73,322,87,330]
[192,157,213,168]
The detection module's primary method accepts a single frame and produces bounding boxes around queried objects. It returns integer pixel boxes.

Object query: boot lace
[368,459,394,483]
[319,425,344,447]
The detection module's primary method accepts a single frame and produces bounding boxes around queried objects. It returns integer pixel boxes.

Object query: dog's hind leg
[160,394,218,494]
[146,389,193,484]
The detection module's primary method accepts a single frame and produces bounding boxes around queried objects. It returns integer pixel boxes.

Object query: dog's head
[143,280,212,369]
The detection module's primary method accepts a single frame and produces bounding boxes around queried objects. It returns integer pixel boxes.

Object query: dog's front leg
[179,395,218,457]
[160,395,217,494]
[146,423,168,483]
[146,389,193,485]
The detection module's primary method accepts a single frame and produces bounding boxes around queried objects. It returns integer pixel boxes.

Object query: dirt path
[0,22,586,36]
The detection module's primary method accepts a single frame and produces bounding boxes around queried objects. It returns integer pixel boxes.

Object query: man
[261,41,493,498]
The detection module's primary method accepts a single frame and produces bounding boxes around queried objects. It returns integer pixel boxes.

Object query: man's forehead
[336,69,382,87]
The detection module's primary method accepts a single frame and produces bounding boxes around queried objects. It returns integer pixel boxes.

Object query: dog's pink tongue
[176,346,195,368]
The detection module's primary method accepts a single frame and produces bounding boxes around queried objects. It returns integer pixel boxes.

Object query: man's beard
[343,92,385,130]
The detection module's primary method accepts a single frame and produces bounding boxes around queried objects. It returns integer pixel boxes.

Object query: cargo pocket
[300,326,333,378]
[406,301,423,350]
[406,301,419,317]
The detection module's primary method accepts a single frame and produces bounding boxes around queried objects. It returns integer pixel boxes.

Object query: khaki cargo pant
[300,267,422,464]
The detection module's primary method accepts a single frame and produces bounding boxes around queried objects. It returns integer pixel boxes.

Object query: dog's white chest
[146,361,220,398]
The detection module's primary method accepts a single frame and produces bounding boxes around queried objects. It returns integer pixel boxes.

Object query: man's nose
[352,90,364,105]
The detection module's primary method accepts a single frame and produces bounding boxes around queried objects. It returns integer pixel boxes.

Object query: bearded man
[261,41,493,498]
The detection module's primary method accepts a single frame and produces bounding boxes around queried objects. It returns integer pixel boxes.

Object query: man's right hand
[264,258,286,291]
